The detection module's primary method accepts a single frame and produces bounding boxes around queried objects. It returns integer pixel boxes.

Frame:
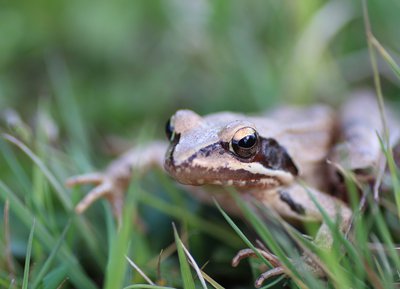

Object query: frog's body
[67,91,398,287]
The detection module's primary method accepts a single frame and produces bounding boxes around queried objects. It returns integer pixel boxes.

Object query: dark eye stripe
[165,118,174,141]
[253,137,299,176]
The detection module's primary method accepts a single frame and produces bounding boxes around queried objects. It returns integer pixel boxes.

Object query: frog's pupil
[239,134,256,148]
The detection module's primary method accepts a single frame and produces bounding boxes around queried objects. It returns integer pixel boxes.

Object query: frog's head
[164,109,298,189]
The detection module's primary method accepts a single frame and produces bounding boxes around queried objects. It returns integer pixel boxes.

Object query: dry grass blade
[198,270,224,289]
[362,259,385,289]
[126,255,155,285]
[147,232,188,267]
[370,35,400,79]
[181,245,208,289]
[368,243,400,255]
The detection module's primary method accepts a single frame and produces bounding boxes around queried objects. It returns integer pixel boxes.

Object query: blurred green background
[0,0,400,288]
[1,0,399,133]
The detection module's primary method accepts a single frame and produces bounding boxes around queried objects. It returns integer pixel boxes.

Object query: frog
[66,90,399,287]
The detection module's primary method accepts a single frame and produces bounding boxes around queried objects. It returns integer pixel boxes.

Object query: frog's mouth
[165,140,296,189]
[164,159,289,189]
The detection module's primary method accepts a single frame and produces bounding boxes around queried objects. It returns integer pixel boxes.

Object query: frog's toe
[75,181,114,214]
[255,267,285,288]
[232,248,286,287]
[65,173,104,187]
[232,248,281,268]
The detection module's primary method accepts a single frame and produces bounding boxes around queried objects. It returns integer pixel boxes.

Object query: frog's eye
[231,127,259,158]
[165,118,174,141]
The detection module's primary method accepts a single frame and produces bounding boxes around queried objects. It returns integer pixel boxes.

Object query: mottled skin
[66,91,398,287]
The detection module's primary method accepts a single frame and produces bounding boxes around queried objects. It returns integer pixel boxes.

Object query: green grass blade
[123,285,177,289]
[103,191,135,289]
[215,198,313,288]
[42,265,69,289]
[138,188,241,248]
[45,53,91,164]
[226,191,301,277]
[377,134,400,219]
[22,219,35,289]
[362,0,389,145]
[303,184,362,266]
[0,139,31,193]
[214,200,271,268]
[2,133,104,266]
[371,205,400,270]
[227,190,329,288]
[0,181,98,289]
[173,224,196,289]
[31,220,72,289]
[2,134,72,211]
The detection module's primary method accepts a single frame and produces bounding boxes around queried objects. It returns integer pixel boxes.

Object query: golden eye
[231,127,259,158]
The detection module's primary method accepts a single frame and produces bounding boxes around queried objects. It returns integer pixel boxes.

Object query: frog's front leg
[66,141,168,220]
[234,183,352,287]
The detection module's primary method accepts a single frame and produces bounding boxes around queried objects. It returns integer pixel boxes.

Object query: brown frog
[67,90,399,287]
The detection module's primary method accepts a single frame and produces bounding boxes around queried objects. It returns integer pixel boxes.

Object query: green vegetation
[1,1,399,288]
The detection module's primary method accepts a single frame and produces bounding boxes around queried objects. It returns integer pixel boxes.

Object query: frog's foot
[232,247,326,288]
[66,172,124,221]
[232,248,286,288]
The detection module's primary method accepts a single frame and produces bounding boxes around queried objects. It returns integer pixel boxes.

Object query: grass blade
[172,223,196,289]
[2,133,72,211]
[0,139,31,193]
[22,219,35,289]
[126,256,155,285]
[0,181,98,289]
[45,53,91,164]
[180,240,208,289]
[213,199,271,268]
[103,189,135,289]
[138,188,241,248]
[199,270,225,289]
[370,35,400,80]
[4,200,16,279]
[123,285,177,289]
[31,220,72,289]
[2,133,104,266]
